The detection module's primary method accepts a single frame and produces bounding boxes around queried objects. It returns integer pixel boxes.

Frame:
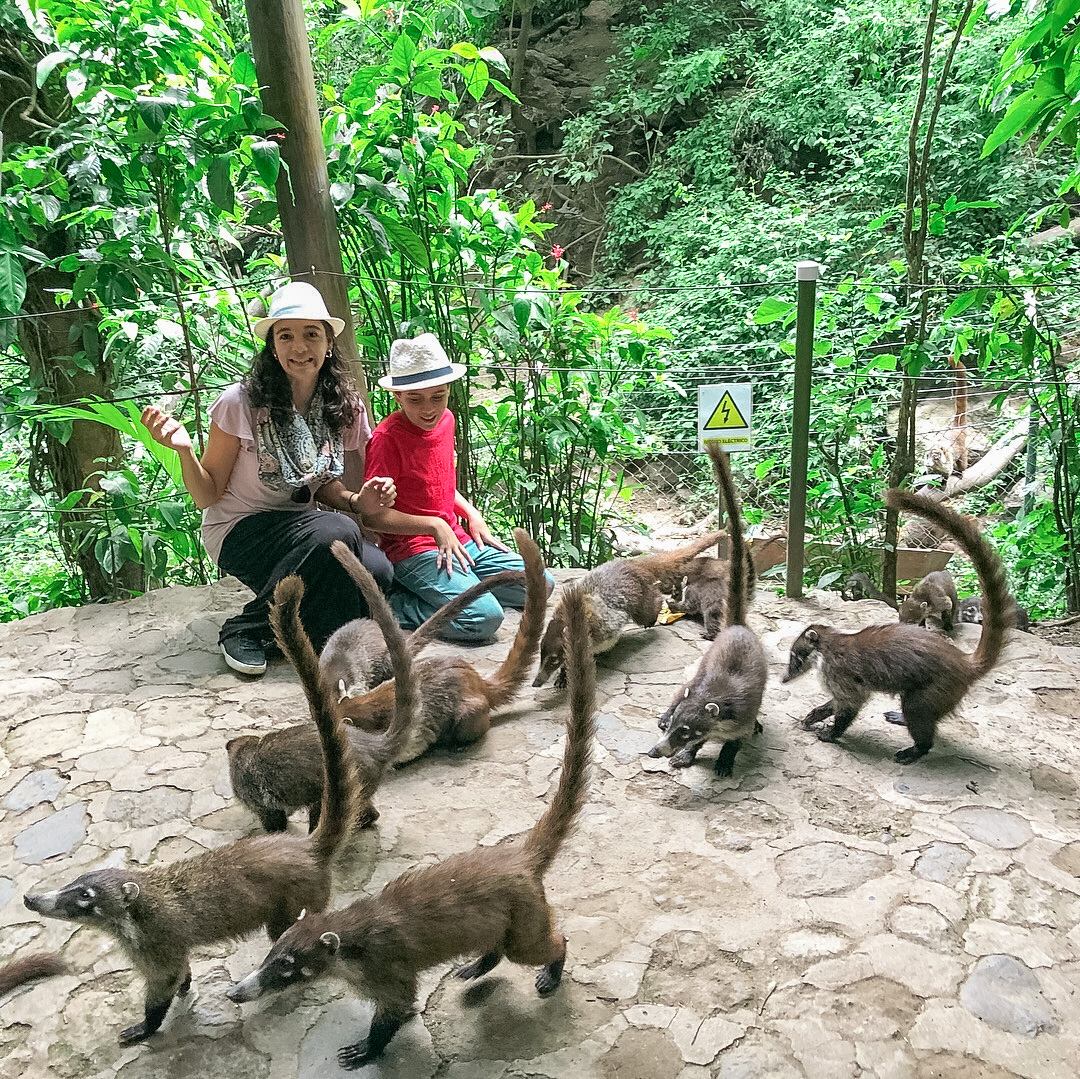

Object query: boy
[363,334,553,640]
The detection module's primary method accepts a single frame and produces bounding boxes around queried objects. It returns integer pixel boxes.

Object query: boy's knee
[444,595,504,642]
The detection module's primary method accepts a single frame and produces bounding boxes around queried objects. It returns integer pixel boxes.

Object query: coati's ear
[705,702,720,716]
[121,882,140,903]
[805,629,819,644]
[297,908,307,920]
[683,687,690,699]
[319,932,341,953]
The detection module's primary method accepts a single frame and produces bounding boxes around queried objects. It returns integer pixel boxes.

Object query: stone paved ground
[2,572,1079,1078]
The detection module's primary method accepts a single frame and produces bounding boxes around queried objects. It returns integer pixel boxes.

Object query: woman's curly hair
[244,324,359,432]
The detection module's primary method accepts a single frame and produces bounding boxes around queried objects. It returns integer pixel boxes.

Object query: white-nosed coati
[667,555,730,640]
[841,571,898,609]
[338,529,547,763]
[533,530,725,687]
[958,593,1031,632]
[21,574,398,1046]
[321,569,525,700]
[226,584,597,1069]
[925,357,969,480]
[227,554,421,833]
[647,445,767,777]
[0,952,66,995]
[898,569,959,632]
[783,488,1008,764]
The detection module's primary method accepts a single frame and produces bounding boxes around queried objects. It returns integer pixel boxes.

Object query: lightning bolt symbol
[721,401,732,424]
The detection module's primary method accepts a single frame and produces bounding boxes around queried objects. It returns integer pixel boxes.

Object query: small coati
[532,530,724,687]
[924,357,969,480]
[22,574,391,1046]
[227,555,420,833]
[667,555,730,640]
[841,571,898,609]
[0,952,66,994]
[958,593,1031,632]
[338,529,547,763]
[321,569,524,699]
[226,583,597,1068]
[783,488,1008,764]
[898,569,959,632]
[647,444,767,778]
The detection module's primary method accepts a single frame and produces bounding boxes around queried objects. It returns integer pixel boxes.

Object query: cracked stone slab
[960,954,1058,1037]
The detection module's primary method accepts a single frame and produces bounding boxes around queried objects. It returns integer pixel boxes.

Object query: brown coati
[338,529,547,764]
[226,583,597,1069]
[647,445,767,778]
[533,530,724,687]
[21,574,388,1046]
[841,571,898,609]
[667,555,730,640]
[898,569,959,632]
[0,952,66,995]
[925,357,969,480]
[782,488,1008,764]
[227,554,421,834]
[321,569,525,700]
[958,593,1031,632]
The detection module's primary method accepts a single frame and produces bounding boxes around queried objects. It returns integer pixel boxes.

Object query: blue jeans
[390,540,554,642]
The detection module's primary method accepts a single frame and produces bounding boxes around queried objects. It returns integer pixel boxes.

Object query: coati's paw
[883,710,907,727]
[355,802,379,829]
[118,1022,153,1046]
[338,1039,378,1069]
[754,720,764,735]
[535,964,563,996]
[455,950,501,980]
[669,748,697,768]
[816,724,840,743]
[713,758,734,778]
[800,714,824,731]
[553,668,568,690]
[895,744,929,765]
[179,970,192,996]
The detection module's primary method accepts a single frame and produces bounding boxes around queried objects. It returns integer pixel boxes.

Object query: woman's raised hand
[141,405,193,452]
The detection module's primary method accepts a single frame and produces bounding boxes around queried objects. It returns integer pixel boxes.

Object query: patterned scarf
[254,387,345,495]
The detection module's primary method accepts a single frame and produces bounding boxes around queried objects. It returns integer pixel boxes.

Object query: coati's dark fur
[227,556,420,833]
[321,569,524,699]
[23,576,376,1046]
[898,570,959,632]
[667,555,730,640]
[533,530,725,687]
[647,445,767,778]
[925,358,969,480]
[227,585,597,1069]
[958,593,1031,632]
[0,952,66,994]
[338,529,547,763]
[783,489,1008,764]
[841,571,897,609]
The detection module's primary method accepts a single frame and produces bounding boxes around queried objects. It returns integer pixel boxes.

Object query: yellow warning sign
[703,391,749,430]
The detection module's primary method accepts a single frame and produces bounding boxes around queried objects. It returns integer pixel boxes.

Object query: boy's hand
[465,511,510,553]
[432,519,474,576]
[356,476,396,516]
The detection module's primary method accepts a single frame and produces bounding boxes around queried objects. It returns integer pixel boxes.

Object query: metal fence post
[786,261,820,599]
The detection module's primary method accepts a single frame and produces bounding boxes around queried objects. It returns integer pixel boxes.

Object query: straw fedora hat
[379,333,466,390]
[252,282,346,341]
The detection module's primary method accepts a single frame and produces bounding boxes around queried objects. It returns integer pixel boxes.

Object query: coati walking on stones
[227,584,597,1069]
[841,571,897,609]
[647,445,767,778]
[533,530,725,687]
[22,575,395,1046]
[898,569,959,632]
[958,593,1031,632]
[783,488,1008,764]
[338,529,547,763]
[0,952,66,995]
[321,569,524,700]
[228,556,420,833]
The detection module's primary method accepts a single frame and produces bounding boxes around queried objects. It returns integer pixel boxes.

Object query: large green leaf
[0,254,27,315]
[251,139,281,188]
[207,155,235,212]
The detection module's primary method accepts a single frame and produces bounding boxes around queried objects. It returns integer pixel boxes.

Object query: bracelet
[349,491,361,514]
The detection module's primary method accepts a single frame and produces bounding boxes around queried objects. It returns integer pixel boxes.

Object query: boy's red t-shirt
[363,408,470,564]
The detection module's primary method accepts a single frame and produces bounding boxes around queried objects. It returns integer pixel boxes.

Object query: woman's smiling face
[272,319,331,383]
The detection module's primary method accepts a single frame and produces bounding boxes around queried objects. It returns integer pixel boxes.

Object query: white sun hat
[252,281,346,341]
[379,333,466,390]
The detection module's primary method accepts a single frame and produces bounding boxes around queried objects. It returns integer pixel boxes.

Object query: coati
[958,593,1031,632]
[532,530,724,687]
[898,569,959,632]
[338,529,547,764]
[226,583,597,1068]
[0,952,66,995]
[321,569,524,699]
[924,357,969,480]
[783,488,1008,764]
[21,574,399,1046]
[227,556,421,833]
[667,555,730,640]
[647,445,767,778]
[841,571,897,609]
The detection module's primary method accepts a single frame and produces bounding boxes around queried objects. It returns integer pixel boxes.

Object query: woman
[142,281,395,676]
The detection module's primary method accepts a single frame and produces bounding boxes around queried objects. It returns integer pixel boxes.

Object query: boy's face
[392,383,451,431]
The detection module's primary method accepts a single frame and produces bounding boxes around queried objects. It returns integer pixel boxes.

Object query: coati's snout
[230,924,340,1003]
[533,626,564,687]
[25,870,139,923]
[782,629,820,683]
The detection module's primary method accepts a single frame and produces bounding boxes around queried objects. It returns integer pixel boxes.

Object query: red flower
[431,103,440,114]
[540,202,552,211]
[550,243,564,259]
